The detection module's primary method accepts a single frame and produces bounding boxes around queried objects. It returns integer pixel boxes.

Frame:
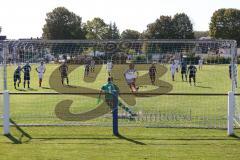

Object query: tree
[145,16,173,39]
[105,22,120,39]
[121,29,140,39]
[172,13,194,39]
[209,8,240,45]
[144,13,194,39]
[42,7,86,39]
[85,17,109,40]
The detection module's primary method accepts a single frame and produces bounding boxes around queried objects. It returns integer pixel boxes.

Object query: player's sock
[28,81,30,88]
[39,79,42,87]
[14,83,16,89]
[24,81,26,88]
[18,82,20,87]
[119,103,136,116]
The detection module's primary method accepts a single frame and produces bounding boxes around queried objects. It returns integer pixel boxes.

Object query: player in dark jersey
[59,62,69,85]
[22,62,31,88]
[229,64,232,79]
[84,64,90,76]
[90,59,95,72]
[181,61,187,81]
[187,63,197,86]
[149,63,157,85]
[98,77,136,118]
[13,65,22,89]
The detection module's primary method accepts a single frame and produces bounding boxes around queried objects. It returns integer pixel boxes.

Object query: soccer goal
[0,39,238,136]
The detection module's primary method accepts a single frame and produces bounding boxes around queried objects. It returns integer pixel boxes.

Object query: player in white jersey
[170,61,177,81]
[124,63,139,92]
[198,59,203,70]
[174,59,179,72]
[35,61,46,87]
[106,61,113,76]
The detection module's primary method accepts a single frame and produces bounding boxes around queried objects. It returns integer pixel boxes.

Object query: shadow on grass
[41,87,52,90]
[27,88,38,91]
[4,134,22,144]
[115,134,146,145]
[4,119,32,144]
[229,134,240,139]
[15,88,27,92]
[195,85,212,89]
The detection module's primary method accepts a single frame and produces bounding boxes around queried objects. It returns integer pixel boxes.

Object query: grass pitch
[1,127,240,160]
[3,64,232,125]
[0,63,239,160]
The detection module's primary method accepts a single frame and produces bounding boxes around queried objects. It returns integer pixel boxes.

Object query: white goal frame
[0,39,238,135]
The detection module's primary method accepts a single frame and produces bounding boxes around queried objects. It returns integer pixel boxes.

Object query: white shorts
[38,73,44,79]
[171,71,175,76]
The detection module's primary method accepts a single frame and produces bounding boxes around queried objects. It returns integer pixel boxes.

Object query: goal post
[228,91,234,136]
[228,40,239,136]
[3,90,10,135]
[1,39,238,135]
[1,41,10,135]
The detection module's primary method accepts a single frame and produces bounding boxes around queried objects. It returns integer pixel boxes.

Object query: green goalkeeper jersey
[101,82,119,100]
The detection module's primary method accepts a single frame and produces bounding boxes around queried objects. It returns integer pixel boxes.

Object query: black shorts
[189,74,195,79]
[149,73,156,78]
[181,70,186,74]
[61,72,68,78]
[24,73,30,81]
[14,75,21,82]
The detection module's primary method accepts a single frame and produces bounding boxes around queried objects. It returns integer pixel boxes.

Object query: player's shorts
[126,78,135,85]
[105,98,114,109]
[107,69,112,72]
[189,74,195,79]
[171,71,175,75]
[149,73,156,78]
[38,73,44,79]
[24,73,30,81]
[14,75,21,82]
[61,72,68,78]
[85,68,89,72]
[181,70,186,74]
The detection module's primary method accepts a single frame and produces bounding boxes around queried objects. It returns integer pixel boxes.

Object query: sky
[0,0,239,39]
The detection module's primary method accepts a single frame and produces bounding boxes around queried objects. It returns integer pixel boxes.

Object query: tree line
[42,7,240,45]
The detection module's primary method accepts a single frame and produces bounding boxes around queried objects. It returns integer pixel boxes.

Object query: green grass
[6,64,232,93]
[1,64,240,159]
[1,126,240,160]
[2,64,234,126]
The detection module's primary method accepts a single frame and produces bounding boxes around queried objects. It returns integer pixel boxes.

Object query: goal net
[0,42,3,127]
[1,39,237,129]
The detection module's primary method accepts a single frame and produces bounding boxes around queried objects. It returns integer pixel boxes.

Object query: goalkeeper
[98,77,136,118]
